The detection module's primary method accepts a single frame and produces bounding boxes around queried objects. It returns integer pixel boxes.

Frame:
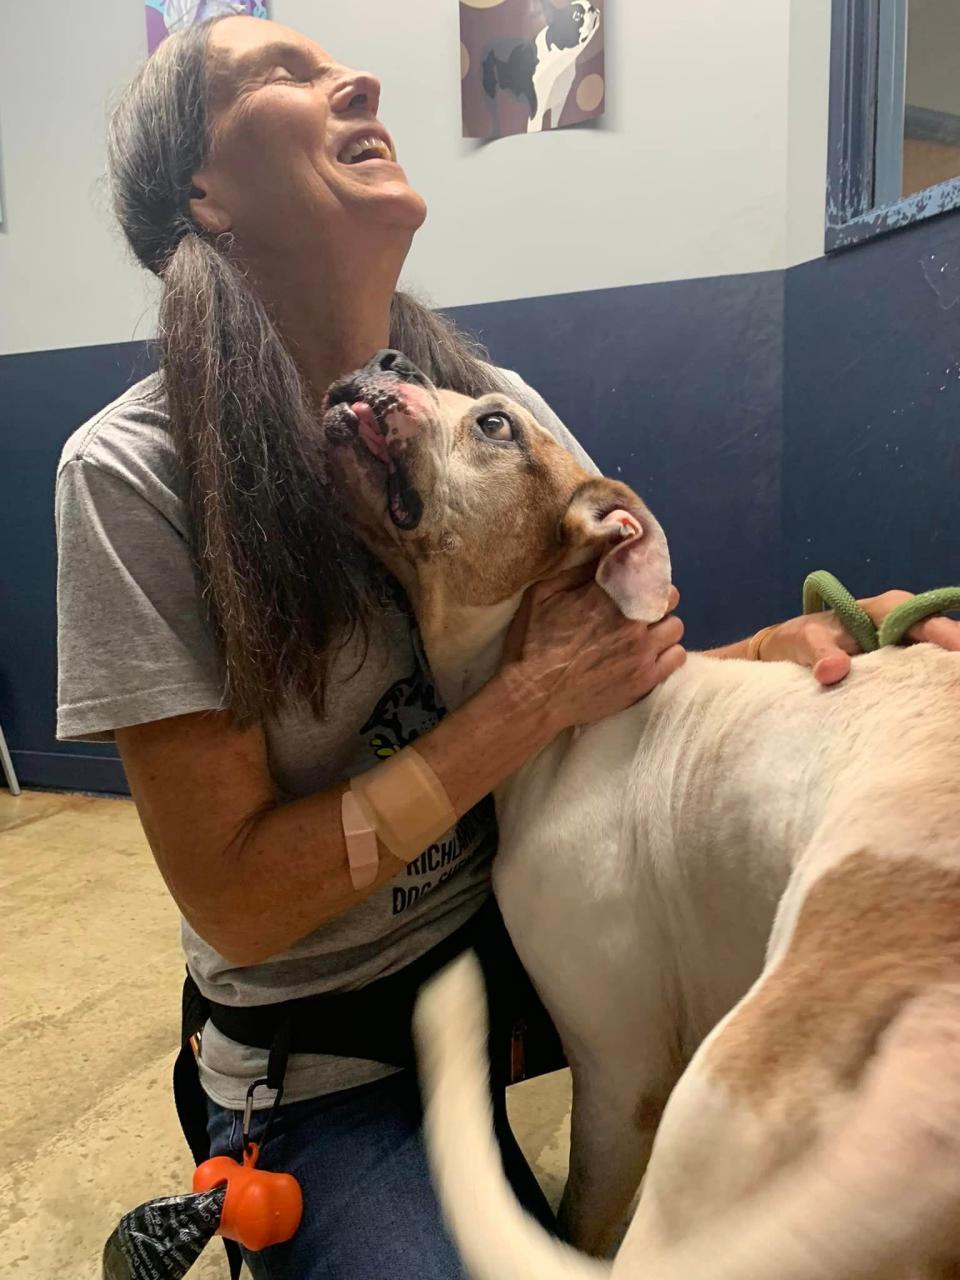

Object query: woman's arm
[118,575,684,967]
[118,679,539,968]
[708,589,960,684]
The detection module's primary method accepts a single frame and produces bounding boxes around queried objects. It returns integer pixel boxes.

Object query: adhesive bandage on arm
[343,747,458,887]
[341,791,380,891]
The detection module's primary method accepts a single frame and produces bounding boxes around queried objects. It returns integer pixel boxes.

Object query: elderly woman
[55,14,959,1280]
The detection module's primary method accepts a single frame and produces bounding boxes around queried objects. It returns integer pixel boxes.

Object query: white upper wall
[0,0,831,357]
[0,0,161,356]
[786,0,833,268]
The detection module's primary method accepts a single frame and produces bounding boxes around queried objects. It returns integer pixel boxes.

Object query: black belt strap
[205,900,503,1068]
[265,1015,293,1093]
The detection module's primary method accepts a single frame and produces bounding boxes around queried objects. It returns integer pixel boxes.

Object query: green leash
[802,569,960,649]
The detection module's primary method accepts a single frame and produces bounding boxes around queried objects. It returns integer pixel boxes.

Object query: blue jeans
[207,1069,554,1280]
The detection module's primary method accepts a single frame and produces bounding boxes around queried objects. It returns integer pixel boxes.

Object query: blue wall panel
[0,342,156,793]
[783,214,960,619]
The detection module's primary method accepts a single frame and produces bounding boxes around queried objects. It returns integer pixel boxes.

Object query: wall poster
[460,0,605,141]
[145,1,268,55]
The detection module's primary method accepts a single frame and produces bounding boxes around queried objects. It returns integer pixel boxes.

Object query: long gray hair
[106,19,499,720]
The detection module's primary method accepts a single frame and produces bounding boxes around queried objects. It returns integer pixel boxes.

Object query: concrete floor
[2,789,571,1280]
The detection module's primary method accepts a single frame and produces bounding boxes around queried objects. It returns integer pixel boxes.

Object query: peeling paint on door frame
[825,0,960,253]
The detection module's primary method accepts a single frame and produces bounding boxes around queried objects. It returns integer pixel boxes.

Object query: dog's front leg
[561,1051,678,1256]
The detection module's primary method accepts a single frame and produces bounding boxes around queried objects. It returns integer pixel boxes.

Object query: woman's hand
[500,568,686,733]
[762,589,960,686]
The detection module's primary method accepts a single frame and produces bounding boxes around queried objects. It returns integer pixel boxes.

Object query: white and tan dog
[324,353,960,1280]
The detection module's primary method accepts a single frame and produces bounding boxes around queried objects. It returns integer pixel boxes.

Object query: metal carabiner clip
[242,1075,284,1157]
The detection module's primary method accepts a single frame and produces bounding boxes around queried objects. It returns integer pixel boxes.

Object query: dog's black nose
[366,349,430,389]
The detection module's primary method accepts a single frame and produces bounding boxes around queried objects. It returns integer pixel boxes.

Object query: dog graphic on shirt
[361,668,443,761]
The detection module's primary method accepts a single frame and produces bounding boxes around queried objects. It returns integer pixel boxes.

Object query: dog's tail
[414,951,609,1280]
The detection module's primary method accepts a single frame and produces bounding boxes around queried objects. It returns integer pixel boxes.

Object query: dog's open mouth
[325,389,423,532]
[351,401,424,531]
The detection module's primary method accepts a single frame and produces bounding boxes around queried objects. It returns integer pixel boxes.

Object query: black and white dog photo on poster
[481,1,601,134]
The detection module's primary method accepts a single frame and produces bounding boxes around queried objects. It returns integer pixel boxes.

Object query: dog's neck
[415,587,525,712]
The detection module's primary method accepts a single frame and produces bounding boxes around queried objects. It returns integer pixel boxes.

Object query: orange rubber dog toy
[193,1143,302,1252]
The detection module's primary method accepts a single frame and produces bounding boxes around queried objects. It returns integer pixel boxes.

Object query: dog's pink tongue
[352,402,394,472]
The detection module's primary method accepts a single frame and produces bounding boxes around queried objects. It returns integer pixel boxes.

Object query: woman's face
[191,17,427,262]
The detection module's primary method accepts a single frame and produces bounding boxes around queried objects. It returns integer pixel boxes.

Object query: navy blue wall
[1,209,957,794]
[0,341,156,794]
[782,214,960,621]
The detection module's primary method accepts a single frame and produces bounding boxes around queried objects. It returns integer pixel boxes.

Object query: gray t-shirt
[55,367,596,1109]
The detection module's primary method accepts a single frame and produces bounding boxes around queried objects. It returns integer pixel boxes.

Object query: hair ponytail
[159,229,376,719]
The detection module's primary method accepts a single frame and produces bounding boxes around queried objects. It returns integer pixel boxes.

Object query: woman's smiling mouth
[337,133,395,165]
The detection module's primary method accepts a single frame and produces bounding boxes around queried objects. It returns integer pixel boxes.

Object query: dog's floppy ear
[561,480,673,623]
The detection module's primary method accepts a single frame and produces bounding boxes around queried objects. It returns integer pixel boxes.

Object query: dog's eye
[476,412,515,442]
